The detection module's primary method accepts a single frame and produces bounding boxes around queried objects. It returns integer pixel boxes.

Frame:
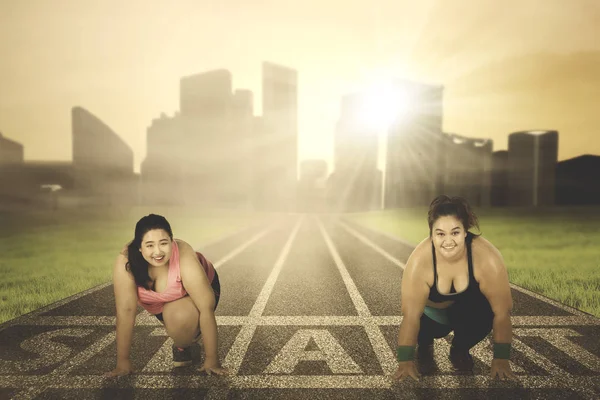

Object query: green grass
[346,206,600,318]
[0,206,267,324]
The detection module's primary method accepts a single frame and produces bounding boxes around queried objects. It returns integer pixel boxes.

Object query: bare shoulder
[410,236,432,260]
[114,242,132,279]
[471,235,506,275]
[175,239,194,253]
[119,241,132,258]
[405,237,433,276]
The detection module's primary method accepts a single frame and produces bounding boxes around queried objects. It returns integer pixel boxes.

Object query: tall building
[256,62,298,211]
[0,161,75,207]
[142,114,185,204]
[180,70,233,119]
[330,92,381,211]
[508,130,558,207]
[72,107,136,203]
[555,154,600,205]
[251,116,270,209]
[491,150,509,206]
[0,133,26,204]
[442,133,493,207]
[385,80,444,208]
[230,89,255,205]
[298,159,328,211]
[0,132,24,164]
[143,70,254,207]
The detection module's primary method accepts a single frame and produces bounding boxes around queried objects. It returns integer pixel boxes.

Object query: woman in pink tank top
[105,214,228,377]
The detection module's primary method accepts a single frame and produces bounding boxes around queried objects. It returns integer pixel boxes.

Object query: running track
[1,215,598,399]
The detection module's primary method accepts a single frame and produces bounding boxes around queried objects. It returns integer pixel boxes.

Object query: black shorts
[155,270,221,322]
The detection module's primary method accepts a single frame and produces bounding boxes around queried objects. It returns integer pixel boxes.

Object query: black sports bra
[427,232,480,303]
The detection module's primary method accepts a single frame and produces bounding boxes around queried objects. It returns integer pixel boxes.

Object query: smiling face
[431,215,467,260]
[139,229,173,267]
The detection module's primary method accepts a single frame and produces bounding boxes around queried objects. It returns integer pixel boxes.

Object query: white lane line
[1,374,599,391]
[198,218,274,248]
[514,328,600,372]
[469,335,526,373]
[10,315,600,327]
[143,328,173,373]
[249,217,305,318]
[9,388,45,400]
[340,218,596,319]
[505,284,594,319]
[4,330,117,400]
[213,223,276,269]
[339,218,416,248]
[317,219,371,317]
[224,216,304,375]
[510,316,600,326]
[0,219,275,332]
[212,223,277,269]
[51,331,116,375]
[337,220,406,269]
[512,335,566,376]
[316,216,397,375]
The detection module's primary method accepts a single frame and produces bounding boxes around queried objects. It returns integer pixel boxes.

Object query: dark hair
[427,195,480,237]
[125,214,173,289]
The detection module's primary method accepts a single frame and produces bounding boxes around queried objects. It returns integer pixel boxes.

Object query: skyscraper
[298,159,328,211]
[0,132,24,164]
[491,150,509,207]
[257,62,298,211]
[385,80,444,208]
[508,130,559,207]
[180,70,233,119]
[143,70,254,206]
[331,92,381,211]
[72,107,136,203]
[443,133,493,207]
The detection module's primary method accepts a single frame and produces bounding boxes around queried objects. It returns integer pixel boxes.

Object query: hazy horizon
[2,0,600,174]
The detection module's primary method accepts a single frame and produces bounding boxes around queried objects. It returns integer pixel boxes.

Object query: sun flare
[357,81,410,131]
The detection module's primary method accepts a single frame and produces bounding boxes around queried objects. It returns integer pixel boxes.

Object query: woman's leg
[447,295,494,370]
[417,312,452,346]
[449,296,494,351]
[162,296,201,348]
[415,312,452,373]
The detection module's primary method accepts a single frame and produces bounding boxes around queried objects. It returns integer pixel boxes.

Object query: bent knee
[163,301,199,331]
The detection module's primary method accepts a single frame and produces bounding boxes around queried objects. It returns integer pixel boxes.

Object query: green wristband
[396,345,416,362]
[493,343,511,359]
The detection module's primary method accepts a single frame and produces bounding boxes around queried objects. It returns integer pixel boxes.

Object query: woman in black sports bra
[393,195,517,382]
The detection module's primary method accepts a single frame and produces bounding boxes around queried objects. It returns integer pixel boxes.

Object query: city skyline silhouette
[1,0,600,174]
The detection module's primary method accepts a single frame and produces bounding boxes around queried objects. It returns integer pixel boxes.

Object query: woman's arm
[177,241,219,365]
[477,245,514,344]
[397,246,431,346]
[107,252,138,376]
[393,244,431,381]
[477,243,518,380]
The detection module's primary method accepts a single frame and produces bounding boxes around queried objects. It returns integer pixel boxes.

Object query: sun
[357,81,410,131]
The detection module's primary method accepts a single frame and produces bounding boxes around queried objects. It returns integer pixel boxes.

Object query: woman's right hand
[392,361,421,381]
[105,359,134,378]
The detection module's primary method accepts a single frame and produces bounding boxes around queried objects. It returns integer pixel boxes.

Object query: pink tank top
[136,240,215,315]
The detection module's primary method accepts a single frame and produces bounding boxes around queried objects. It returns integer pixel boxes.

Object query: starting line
[0,374,598,391]
[10,314,600,326]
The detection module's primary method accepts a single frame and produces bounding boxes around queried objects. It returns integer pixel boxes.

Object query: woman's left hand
[199,360,229,376]
[490,358,518,380]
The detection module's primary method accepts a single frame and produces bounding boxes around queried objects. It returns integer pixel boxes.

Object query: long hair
[427,195,481,237]
[125,214,173,289]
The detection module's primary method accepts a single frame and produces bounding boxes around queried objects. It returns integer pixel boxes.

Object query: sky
[1,0,600,173]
